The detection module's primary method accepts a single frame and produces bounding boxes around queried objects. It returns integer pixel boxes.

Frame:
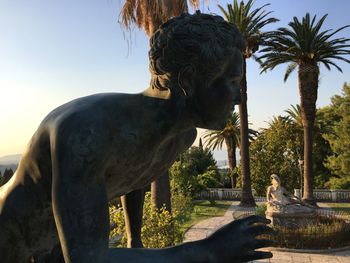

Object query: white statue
[266,174,312,213]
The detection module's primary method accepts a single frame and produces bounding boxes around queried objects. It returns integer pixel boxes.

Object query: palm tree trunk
[239,58,256,207]
[298,63,319,206]
[224,137,237,188]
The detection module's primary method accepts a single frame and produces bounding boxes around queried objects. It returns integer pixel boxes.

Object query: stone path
[183,202,350,263]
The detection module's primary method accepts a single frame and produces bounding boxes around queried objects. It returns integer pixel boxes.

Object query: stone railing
[311,189,350,202]
[195,188,261,201]
[195,188,350,202]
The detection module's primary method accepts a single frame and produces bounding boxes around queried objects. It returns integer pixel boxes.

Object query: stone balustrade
[195,188,350,202]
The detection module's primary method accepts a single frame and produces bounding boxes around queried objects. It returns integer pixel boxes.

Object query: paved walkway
[183,202,350,263]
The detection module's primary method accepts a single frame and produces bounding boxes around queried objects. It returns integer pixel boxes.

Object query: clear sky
[0,0,349,158]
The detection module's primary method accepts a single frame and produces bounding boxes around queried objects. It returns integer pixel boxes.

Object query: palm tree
[266,115,290,128]
[218,0,278,206]
[259,13,350,204]
[121,0,201,211]
[121,0,199,37]
[285,104,302,128]
[203,112,257,188]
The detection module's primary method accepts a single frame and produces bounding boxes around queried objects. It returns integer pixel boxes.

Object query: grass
[179,200,232,234]
[323,203,350,214]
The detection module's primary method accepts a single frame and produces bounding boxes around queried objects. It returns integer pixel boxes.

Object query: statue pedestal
[266,209,317,228]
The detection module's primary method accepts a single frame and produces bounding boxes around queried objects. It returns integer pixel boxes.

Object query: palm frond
[285,104,302,127]
[259,12,350,75]
[120,0,202,36]
[202,111,258,150]
[218,0,278,57]
[284,62,298,82]
[251,54,263,66]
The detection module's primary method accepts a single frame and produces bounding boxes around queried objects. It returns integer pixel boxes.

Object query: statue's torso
[0,93,196,258]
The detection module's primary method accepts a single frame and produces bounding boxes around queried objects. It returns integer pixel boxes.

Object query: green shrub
[110,193,188,248]
[109,205,127,247]
[171,192,194,225]
[169,146,218,197]
[325,177,350,189]
[270,216,350,249]
[255,203,267,217]
[198,169,222,189]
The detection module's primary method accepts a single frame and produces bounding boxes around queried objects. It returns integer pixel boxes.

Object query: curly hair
[149,12,245,93]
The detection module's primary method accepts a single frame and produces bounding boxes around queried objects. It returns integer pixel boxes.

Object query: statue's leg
[121,188,145,248]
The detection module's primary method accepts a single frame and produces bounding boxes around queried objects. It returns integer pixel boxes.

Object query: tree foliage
[250,117,302,196]
[286,104,333,187]
[250,99,346,195]
[312,108,334,187]
[324,83,350,189]
[169,146,221,197]
[0,168,14,186]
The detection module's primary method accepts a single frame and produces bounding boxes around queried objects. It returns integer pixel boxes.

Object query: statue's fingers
[247,238,275,249]
[243,250,273,261]
[245,224,275,236]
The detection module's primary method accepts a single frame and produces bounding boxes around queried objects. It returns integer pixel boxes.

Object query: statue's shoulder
[41,93,132,125]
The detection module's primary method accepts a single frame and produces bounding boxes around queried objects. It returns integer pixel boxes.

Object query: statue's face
[272,178,279,187]
[191,52,242,130]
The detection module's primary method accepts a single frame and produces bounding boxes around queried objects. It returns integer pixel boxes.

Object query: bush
[109,205,127,247]
[169,146,218,197]
[325,177,350,189]
[269,216,350,249]
[171,192,194,225]
[197,169,222,189]
[141,202,182,248]
[110,192,190,248]
[255,203,267,217]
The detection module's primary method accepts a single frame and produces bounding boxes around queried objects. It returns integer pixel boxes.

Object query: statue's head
[149,12,245,129]
[271,174,281,186]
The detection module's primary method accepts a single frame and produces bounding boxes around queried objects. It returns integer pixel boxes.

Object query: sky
[0,0,349,159]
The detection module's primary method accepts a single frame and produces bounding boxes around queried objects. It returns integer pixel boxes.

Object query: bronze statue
[0,13,273,262]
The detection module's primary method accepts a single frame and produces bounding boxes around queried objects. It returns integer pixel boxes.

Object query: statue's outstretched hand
[203,215,274,263]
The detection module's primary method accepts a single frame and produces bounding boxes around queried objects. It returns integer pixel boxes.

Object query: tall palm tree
[260,13,350,204]
[121,0,201,211]
[203,112,257,188]
[218,0,278,206]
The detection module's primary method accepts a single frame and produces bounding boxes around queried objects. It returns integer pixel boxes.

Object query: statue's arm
[50,128,272,262]
[266,186,272,202]
[104,240,208,263]
[52,155,273,263]
[104,216,273,263]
